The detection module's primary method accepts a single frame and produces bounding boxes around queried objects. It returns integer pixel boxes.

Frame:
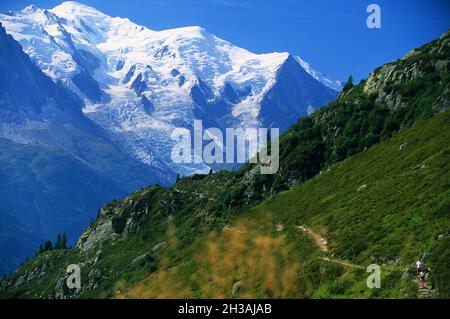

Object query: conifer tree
[343,75,354,92]
[61,233,67,249]
[55,234,62,249]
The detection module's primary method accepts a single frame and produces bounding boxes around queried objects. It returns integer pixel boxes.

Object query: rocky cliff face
[362,30,449,112]
[76,201,146,252]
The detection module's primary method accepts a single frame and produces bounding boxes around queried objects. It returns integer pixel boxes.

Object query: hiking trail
[416,274,435,299]
[296,225,437,297]
[296,225,362,269]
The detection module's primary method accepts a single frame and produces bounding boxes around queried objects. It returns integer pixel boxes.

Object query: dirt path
[296,225,436,296]
[321,257,363,269]
[296,225,328,252]
[416,274,435,299]
[296,225,361,269]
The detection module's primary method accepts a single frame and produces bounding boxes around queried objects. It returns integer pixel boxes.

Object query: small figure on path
[419,270,426,282]
[416,260,423,275]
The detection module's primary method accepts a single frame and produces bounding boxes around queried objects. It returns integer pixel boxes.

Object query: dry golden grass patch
[118,215,302,298]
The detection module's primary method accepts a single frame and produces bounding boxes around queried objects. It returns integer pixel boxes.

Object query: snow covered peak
[0,2,339,177]
[294,56,342,92]
[170,25,208,37]
[22,4,41,13]
[0,2,292,108]
[50,1,154,44]
[51,1,107,18]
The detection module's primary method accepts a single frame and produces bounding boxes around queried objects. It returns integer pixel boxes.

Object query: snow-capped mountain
[0,1,339,178]
[294,56,343,92]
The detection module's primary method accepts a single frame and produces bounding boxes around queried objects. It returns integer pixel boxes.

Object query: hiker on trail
[419,270,426,282]
[416,260,423,275]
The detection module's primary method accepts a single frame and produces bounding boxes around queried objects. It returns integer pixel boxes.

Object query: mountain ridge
[1,1,339,178]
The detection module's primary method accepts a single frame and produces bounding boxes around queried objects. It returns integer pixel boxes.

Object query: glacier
[1,1,340,179]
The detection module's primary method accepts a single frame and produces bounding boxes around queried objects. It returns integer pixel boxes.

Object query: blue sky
[1,0,449,83]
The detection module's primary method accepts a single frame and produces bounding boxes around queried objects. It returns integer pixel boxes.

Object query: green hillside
[2,108,448,299]
[0,30,449,299]
[111,110,450,299]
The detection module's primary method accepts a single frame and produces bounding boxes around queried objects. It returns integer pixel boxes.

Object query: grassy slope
[116,109,450,299]
[2,103,449,299]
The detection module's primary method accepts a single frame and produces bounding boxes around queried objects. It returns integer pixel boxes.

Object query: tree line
[33,233,68,257]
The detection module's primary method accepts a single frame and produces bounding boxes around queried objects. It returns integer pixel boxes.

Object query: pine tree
[343,75,354,92]
[43,240,53,251]
[61,233,67,249]
[55,234,62,249]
